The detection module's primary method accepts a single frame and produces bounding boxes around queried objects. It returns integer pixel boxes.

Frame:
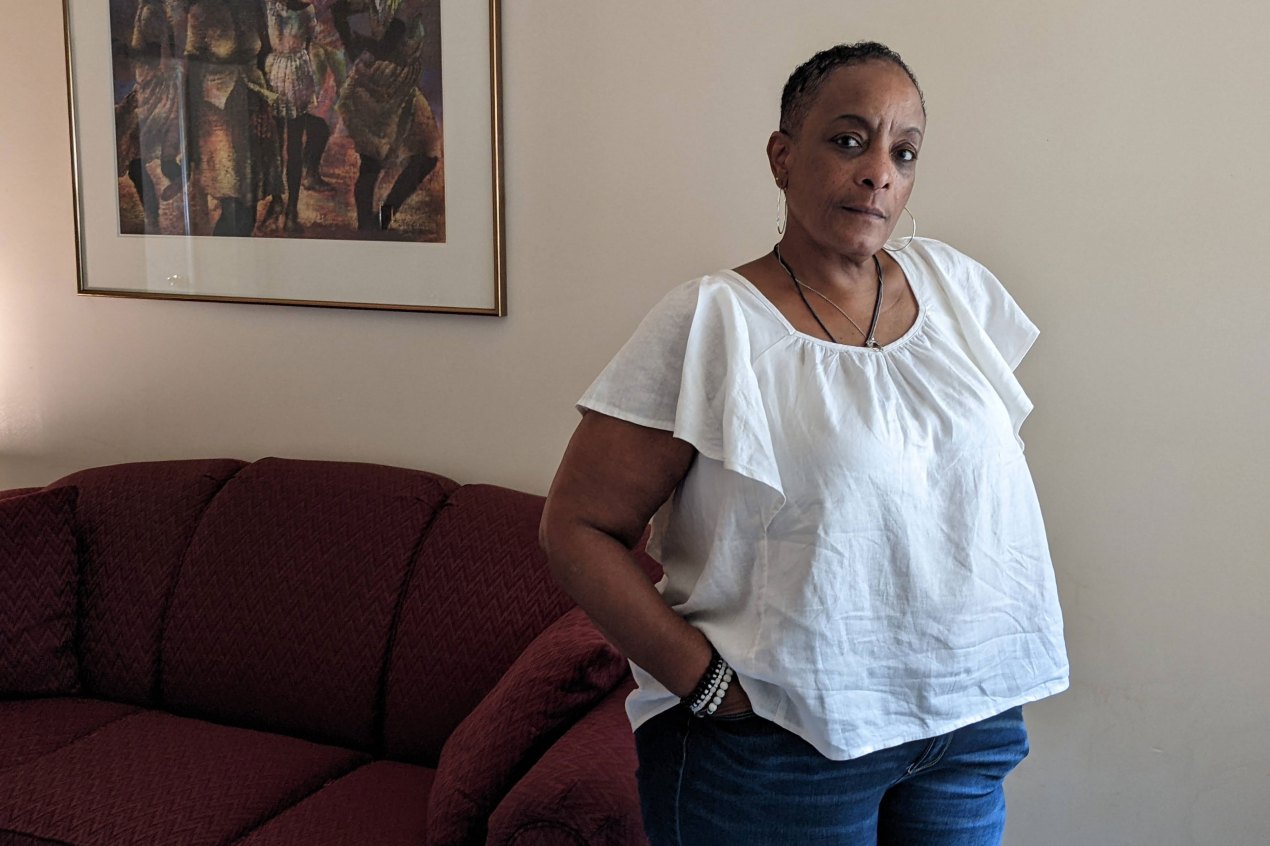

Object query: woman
[263,0,321,233]
[540,42,1068,845]
[184,0,276,237]
[332,0,441,232]
[119,0,187,234]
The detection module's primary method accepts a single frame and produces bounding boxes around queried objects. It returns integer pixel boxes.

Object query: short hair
[779,41,925,135]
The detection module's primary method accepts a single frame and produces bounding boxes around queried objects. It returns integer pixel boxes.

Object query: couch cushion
[231,761,434,846]
[0,832,71,845]
[382,484,577,765]
[0,698,138,773]
[428,606,629,846]
[0,710,368,846]
[161,458,456,751]
[0,487,79,696]
[55,459,246,705]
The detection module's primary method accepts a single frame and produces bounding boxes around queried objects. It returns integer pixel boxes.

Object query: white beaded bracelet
[684,650,735,717]
[701,665,735,716]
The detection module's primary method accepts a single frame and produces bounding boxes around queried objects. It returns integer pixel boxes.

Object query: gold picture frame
[63,0,505,314]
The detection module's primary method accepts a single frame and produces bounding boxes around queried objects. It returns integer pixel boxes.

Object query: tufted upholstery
[0,699,139,772]
[427,606,631,844]
[0,488,80,696]
[383,483,577,765]
[61,459,246,705]
[0,458,649,846]
[0,711,366,846]
[487,679,647,846]
[230,762,435,846]
[160,458,456,751]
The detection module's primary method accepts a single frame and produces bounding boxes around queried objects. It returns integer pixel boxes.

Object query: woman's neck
[774,232,879,299]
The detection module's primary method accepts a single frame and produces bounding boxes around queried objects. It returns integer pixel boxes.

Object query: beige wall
[3,2,1268,843]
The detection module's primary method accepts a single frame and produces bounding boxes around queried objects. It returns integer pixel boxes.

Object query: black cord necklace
[772,245,885,349]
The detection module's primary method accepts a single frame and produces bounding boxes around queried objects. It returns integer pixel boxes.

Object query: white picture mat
[65,0,500,312]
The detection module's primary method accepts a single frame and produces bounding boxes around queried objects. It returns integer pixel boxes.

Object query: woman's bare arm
[540,411,750,713]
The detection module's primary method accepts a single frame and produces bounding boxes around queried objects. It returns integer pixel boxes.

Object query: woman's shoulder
[902,238,1038,368]
[904,237,994,278]
[642,270,781,327]
[670,268,772,300]
[903,237,1018,305]
[620,270,788,371]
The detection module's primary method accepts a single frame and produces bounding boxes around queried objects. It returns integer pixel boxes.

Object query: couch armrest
[486,678,648,846]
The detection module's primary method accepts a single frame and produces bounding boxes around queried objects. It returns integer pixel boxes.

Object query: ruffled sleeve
[576,280,699,432]
[578,276,785,499]
[909,240,1040,442]
[920,241,1039,371]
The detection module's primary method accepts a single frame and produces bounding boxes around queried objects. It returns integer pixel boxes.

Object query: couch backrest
[380,483,576,765]
[58,459,247,705]
[52,457,578,759]
[158,457,458,751]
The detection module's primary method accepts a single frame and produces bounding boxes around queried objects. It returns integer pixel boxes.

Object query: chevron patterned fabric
[0,698,138,771]
[0,711,367,845]
[488,679,647,846]
[0,486,80,696]
[159,458,457,751]
[231,762,434,845]
[427,605,629,844]
[382,483,579,765]
[0,457,646,845]
[57,459,247,705]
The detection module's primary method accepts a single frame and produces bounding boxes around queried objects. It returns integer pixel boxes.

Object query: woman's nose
[858,149,893,190]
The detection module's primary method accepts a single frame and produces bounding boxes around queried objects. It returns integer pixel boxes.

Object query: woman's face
[770,61,926,261]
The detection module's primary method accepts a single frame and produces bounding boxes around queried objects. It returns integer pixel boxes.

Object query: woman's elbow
[538,500,581,584]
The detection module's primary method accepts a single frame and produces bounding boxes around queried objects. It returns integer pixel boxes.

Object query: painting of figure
[109,0,445,242]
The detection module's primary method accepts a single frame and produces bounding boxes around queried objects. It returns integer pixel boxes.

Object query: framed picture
[62,0,505,314]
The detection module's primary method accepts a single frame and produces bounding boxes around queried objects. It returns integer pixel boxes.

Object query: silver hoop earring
[884,206,917,251]
[776,188,787,235]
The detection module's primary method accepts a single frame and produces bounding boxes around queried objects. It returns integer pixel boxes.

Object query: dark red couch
[0,457,652,846]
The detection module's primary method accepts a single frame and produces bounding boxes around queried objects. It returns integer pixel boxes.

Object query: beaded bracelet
[682,648,735,717]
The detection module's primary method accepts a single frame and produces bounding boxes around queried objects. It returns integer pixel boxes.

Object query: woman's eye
[833,135,862,149]
[895,148,918,163]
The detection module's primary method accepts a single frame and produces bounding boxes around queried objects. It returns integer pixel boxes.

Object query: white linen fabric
[577,238,1069,761]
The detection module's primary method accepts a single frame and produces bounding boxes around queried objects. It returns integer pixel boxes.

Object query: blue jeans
[635,705,1029,845]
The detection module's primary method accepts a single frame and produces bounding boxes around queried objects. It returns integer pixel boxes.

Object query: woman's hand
[710,676,754,718]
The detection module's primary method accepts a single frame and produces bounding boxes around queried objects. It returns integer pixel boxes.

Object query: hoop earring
[884,206,917,251]
[776,188,787,235]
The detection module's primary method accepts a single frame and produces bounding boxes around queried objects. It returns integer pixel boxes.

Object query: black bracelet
[682,648,724,712]
[682,647,734,717]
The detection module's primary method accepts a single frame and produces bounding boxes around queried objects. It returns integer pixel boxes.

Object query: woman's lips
[843,205,887,219]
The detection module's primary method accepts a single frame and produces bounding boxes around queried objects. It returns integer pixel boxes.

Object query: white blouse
[578,238,1069,761]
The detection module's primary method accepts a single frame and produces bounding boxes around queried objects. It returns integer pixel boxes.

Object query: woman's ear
[767,130,791,188]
